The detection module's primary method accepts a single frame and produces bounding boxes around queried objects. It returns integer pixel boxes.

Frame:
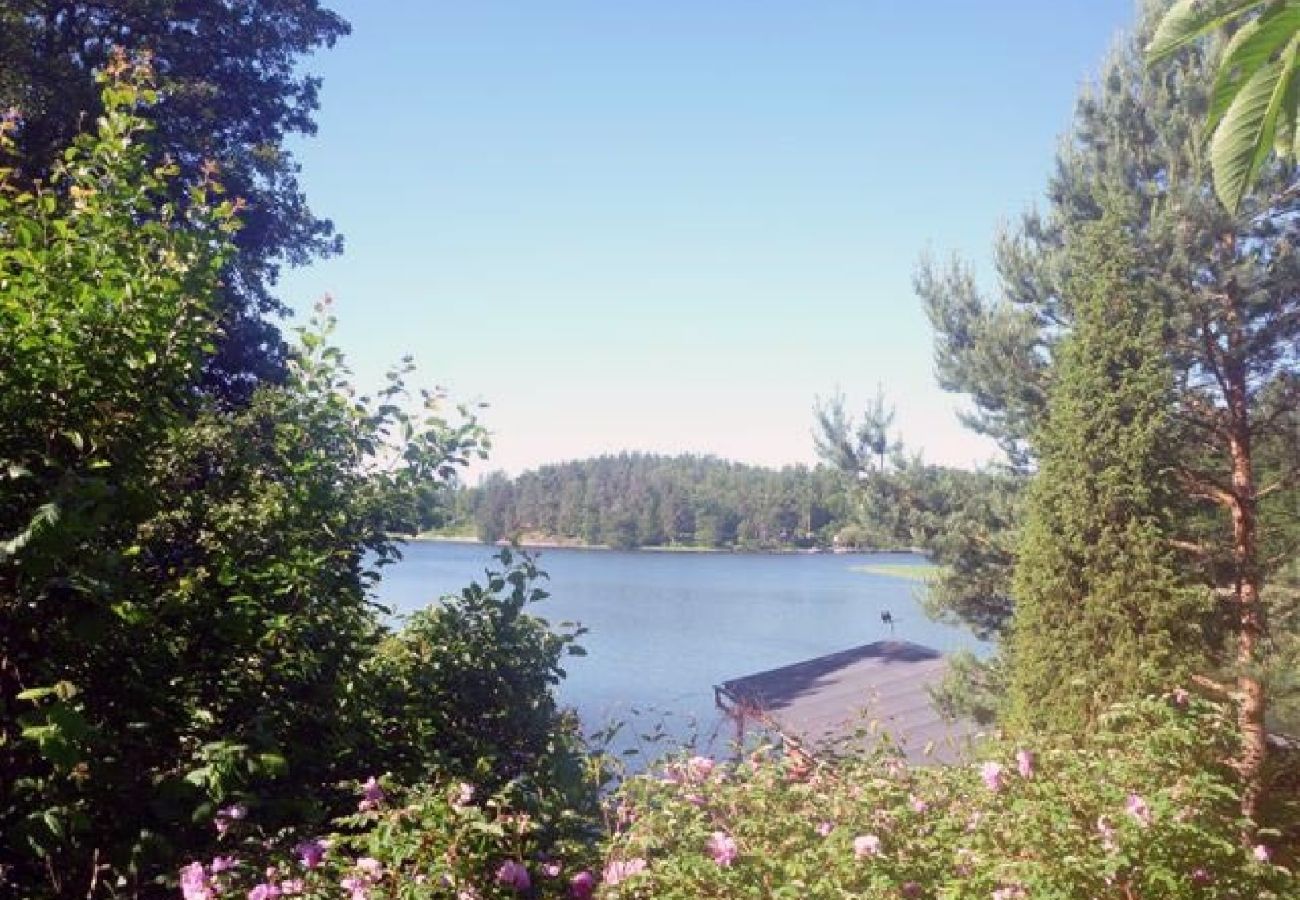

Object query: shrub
[0,65,490,895]
[174,769,604,900]
[360,550,592,792]
[599,695,1294,898]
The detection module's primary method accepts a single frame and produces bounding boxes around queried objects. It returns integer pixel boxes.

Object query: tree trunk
[1225,354,1267,830]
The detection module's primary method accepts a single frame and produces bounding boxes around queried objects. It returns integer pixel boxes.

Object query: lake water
[375,541,984,758]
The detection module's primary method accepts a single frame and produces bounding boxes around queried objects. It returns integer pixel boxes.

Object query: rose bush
[182,695,1295,898]
[599,695,1294,898]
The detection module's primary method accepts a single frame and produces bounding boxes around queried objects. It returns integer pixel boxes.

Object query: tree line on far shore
[450,454,854,550]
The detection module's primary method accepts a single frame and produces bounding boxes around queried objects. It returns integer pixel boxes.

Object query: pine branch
[1177,465,1238,507]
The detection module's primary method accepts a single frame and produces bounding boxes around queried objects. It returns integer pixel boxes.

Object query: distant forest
[447,453,867,550]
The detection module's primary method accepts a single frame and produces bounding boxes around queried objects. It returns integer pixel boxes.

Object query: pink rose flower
[359,776,385,812]
[853,834,882,859]
[340,876,370,900]
[603,857,647,886]
[1015,749,1034,779]
[214,803,247,836]
[569,870,596,899]
[294,839,326,869]
[1125,793,1152,828]
[980,761,1005,792]
[1253,843,1272,862]
[1097,815,1118,852]
[180,862,215,900]
[496,860,531,892]
[686,755,716,781]
[707,831,738,867]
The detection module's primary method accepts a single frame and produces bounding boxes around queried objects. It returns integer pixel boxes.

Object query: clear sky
[278,0,1138,478]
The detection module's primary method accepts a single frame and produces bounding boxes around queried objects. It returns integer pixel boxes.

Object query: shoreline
[401,533,925,557]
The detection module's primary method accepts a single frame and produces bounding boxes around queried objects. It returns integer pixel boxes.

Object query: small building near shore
[714,640,981,763]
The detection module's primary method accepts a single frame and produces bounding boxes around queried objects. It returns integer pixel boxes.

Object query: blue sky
[279,0,1138,477]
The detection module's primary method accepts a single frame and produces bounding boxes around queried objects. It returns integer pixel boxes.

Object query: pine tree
[1007,201,1204,732]
[917,2,1300,820]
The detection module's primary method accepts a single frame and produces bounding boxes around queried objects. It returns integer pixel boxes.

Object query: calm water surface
[376,541,983,756]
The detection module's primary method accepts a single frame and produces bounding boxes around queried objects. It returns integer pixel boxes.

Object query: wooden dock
[714,640,979,763]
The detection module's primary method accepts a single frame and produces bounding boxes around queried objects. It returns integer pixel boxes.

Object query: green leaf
[254,752,288,777]
[1207,2,1300,130]
[1210,31,1300,210]
[16,686,60,703]
[41,810,65,841]
[1147,0,1271,63]
[1274,72,1300,154]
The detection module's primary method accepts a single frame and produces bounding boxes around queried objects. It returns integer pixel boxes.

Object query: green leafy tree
[0,69,493,895]
[0,0,350,398]
[1,64,237,892]
[603,511,642,551]
[1007,203,1205,732]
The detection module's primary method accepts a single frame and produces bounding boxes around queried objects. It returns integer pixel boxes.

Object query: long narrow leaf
[1292,95,1300,158]
[1274,69,1300,154]
[1211,32,1300,210]
[1208,1,1300,129]
[1147,0,1272,62]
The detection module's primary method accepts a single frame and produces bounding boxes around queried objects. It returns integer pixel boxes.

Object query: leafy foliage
[168,770,605,900]
[164,695,1297,899]
[812,387,898,475]
[361,549,591,792]
[600,696,1294,899]
[1147,0,1300,212]
[0,0,350,397]
[0,70,531,897]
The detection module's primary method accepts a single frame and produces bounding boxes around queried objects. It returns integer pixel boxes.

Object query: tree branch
[1176,466,1236,508]
[1167,538,1215,557]
[1192,673,1238,700]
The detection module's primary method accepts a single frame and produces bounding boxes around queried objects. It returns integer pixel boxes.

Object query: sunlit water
[375,541,984,760]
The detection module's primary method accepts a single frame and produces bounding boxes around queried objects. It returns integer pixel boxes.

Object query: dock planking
[715,640,980,763]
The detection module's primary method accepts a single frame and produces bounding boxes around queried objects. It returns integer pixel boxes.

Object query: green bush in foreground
[1,63,534,895]
[175,771,606,900]
[602,696,1292,899]
[178,694,1294,899]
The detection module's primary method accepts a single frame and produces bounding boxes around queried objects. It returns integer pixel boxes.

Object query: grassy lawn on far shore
[850,563,944,582]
